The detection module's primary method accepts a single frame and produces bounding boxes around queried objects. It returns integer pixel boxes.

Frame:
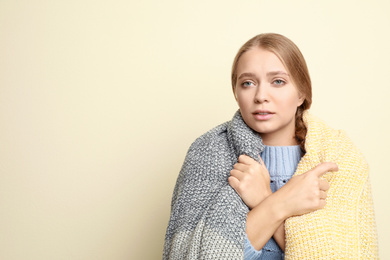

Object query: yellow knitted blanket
[284,112,378,259]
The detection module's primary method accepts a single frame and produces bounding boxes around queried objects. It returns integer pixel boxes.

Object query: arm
[229,155,285,251]
[246,192,287,250]
[273,222,286,251]
[230,158,338,251]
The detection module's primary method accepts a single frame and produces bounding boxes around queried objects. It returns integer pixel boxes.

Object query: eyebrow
[238,71,289,80]
[238,72,257,80]
[267,71,289,77]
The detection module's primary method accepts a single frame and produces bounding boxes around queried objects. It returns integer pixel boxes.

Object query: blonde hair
[231,33,312,151]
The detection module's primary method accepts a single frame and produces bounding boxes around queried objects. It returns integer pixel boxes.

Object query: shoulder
[179,120,235,180]
[303,112,341,156]
[303,112,339,140]
[304,111,358,151]
[172,121,234,198]
[187,121,230,156]
[303,111,368,171]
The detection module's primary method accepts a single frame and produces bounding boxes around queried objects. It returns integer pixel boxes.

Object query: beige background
[1,0,389,259]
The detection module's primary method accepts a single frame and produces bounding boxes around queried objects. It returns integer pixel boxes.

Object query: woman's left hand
[228,154,272,209]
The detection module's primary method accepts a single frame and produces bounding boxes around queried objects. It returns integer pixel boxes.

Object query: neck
[260,133,298,146]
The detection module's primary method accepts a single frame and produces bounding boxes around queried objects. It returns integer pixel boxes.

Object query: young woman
[163,33,378,259]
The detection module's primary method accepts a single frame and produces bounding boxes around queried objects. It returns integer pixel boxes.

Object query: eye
[273,79,286,86]
[242,81,255,88]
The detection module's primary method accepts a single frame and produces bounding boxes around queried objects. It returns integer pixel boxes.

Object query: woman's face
[234,47,304,146]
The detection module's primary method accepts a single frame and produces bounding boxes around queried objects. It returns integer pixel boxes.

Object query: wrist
[260,192,288,223]
[251,188,273,209]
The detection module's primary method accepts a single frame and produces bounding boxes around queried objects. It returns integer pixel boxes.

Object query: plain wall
[1,0,389,259]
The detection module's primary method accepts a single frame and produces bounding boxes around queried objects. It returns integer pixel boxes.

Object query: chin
[249,125,274,135]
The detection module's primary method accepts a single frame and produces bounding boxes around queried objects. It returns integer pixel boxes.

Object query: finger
[230,169,244,180]
[233,163,249,172]
[318,199,327,209]
[319,179,330,191]
[311,162,339,177]
[319,190,327,200]
[228,176,240,190]
[258,155,265,166]
[238,154,256,165]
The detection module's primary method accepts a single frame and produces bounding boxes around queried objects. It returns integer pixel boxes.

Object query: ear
[297,93,305,107]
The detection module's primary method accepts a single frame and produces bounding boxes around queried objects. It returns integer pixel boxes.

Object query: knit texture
[163,110,263,260]
[163,110,378,259]
[284,112,379,259]
[244,145,302,259]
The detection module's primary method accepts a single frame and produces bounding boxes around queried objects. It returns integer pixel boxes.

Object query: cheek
[233,88,238,101]
[282,91,303,108]
[237,100,248,112]
[235,92,250,110]
[277,95,301,115]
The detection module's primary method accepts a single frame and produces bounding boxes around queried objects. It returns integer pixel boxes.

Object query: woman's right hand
[228,154,271,209]
[277,162,338,218]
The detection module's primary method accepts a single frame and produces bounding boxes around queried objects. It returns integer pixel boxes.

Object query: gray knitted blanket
[163,110,264,259]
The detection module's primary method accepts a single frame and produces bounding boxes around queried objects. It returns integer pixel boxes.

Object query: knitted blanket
[284,112,378,259]
[163,110,378,259]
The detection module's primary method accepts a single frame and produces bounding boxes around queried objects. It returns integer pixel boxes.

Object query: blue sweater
[244,145,302,260]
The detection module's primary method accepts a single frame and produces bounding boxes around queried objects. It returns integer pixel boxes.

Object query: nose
[254,84,269,104]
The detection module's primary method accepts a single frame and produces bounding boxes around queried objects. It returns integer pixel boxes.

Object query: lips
[252,110,274,120]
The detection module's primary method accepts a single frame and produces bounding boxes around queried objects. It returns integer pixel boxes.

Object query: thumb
[258,154,265,166]
[310,162,339,177]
